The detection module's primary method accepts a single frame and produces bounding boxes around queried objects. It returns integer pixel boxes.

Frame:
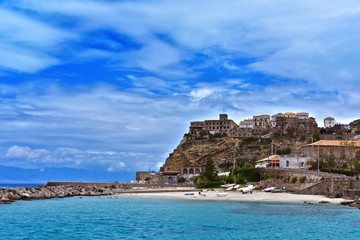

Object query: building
[239,118,253,128]
[284,112,296,118]
[136,171,156,181]
[279,155,309,169]
[302,140,360,170]
[274,114,318,139]
[189,114,239,137]
[253,114,270,129]
[350,119,360,135]
[324,117,335,128]
[271,113,284,128]
[181,166,202,180]
[255,155,280,168]
[296,112,309,120]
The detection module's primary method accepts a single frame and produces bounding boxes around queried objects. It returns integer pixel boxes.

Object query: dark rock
[341,200,355,205]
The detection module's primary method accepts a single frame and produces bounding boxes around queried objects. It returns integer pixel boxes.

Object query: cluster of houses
[136,114,360,183]
[189,112,318,137]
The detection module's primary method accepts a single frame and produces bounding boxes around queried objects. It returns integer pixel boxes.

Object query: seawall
[0,182,196,205]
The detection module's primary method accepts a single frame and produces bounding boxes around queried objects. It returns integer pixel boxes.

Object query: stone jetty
[0,182,196,204]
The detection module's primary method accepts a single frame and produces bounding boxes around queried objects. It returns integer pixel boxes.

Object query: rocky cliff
[163,137,241,171]
[163,134,310,172]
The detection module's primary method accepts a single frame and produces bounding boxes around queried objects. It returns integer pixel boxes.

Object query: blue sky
[1,0,360,183]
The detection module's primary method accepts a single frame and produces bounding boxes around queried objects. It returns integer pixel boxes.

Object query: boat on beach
[217,192,228,197]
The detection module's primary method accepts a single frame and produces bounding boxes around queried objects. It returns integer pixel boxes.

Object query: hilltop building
[271,113,284,128]
[189,114,239,137]
[239,118,253,128]
[296,112,309,120]
[253,114,271,129]
[324,117,336,128]
[350,119,360,135]
[284,112,296,118]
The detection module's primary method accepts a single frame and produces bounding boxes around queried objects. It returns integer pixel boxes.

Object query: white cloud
[0,7,74,72]
[3,145,150,172]
[190,89,214,100]
[107,162,126,172]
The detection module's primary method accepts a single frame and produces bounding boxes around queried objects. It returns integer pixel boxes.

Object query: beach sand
[115,190,347,205]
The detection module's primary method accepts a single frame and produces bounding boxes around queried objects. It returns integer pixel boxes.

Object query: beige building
[189,114,239,137]
[296,112,309,120]
[284,112,296,118]
[253,114,271,129]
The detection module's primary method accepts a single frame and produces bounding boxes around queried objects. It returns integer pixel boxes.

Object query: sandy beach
[115,190,348,205]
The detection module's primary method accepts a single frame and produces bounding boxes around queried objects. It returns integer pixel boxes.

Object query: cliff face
[163,137,242,171]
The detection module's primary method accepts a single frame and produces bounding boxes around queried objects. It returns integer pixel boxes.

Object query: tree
[312,133,320,142]
[201,155,218,182]
[177,177,186,183]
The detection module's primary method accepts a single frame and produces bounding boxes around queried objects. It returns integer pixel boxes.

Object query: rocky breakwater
[0,184,127,204]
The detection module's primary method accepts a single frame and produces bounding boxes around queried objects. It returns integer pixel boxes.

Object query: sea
[0,183,44,188]
[0,196,360,239]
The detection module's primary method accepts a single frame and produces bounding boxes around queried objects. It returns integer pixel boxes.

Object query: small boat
[271,189,285,193]
[217,192,227,197]
[184,193,195,196]
[264,187,276,192]
[226,186,234,191]
[236,185,255,194]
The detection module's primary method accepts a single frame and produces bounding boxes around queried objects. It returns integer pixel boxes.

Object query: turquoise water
[1,197,360,239]
[0,183,43,188]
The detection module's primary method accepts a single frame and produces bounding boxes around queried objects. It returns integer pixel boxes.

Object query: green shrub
[320,168,358,176]
[299,176,306,183]
[177,177,186,183]
[291,177,298,183]
[236,175,247,184]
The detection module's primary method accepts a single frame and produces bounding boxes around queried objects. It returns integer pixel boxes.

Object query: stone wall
[296,178,353,197]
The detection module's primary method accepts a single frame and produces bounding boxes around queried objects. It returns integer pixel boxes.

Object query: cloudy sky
[1,0,360,183]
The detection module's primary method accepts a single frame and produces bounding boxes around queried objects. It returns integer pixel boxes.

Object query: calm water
[0,183,44,188]
[0,197,360,239]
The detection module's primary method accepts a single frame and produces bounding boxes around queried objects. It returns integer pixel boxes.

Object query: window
[286,161,289,167]
[300,162,305,168]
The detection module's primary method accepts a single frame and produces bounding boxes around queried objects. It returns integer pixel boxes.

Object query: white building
[279,155,309,169]
[324,117,335,128]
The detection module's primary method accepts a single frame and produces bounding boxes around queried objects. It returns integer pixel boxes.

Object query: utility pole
[318,143,320,176]
[233,151,236,170]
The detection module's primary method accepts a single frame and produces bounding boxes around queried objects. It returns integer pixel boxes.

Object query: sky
[1,0,360,183]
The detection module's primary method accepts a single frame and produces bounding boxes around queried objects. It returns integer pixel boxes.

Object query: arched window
[189,168,194,174]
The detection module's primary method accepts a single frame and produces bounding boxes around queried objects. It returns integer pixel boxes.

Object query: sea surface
[0,183,44,188]
[0,197,360,239]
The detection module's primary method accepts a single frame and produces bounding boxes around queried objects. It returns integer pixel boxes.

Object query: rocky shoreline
[1,184,360,209]
[0,184,196,204]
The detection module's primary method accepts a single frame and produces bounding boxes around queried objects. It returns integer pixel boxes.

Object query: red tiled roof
[307,140,360,147]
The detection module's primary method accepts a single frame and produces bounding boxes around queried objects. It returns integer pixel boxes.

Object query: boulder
[20,193,31,199]
[0,197,13,204]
